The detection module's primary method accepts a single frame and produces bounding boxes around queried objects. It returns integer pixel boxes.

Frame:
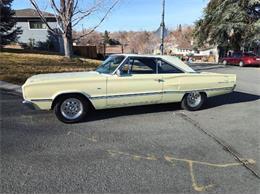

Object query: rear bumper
[22,99,52,110]
[244,60,260,65]
[22,100,38,110]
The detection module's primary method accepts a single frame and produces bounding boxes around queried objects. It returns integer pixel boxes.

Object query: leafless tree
[73,30,103,46]
[29,0,120,58]
[165,25,194,51]
[126,31,159,54]
[110,31,128,53]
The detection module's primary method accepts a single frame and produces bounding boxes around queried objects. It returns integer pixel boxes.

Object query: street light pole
[160,0,165,55]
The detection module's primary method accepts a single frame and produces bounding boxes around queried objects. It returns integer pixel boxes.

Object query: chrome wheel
[223,60,227,65]
[60,98,83,120]
[186,92,202,108]
[239,61,244,67]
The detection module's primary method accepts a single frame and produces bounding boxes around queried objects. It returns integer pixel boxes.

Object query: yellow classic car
[22,54,236,123]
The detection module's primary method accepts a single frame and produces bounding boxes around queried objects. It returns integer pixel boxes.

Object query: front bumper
[22,100,37,110]
[232,84,236,91]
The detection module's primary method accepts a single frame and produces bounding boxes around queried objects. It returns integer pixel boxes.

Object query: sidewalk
[0,80,22,94]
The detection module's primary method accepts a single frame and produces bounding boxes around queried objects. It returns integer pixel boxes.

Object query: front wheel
[181,92,206,111]
[54,95,88,123]
[239,61,244,67]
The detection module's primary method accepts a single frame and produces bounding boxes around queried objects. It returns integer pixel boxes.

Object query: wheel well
[51,93,94,110]
[182,91,207,101]
[200,91,207,98]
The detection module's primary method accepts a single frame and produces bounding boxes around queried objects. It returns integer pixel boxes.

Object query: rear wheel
[223,60,228,65]
[239,61,244,67]
[54,95,88,123]
[181,92,206,111]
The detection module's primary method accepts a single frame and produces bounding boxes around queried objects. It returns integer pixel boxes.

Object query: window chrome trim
[111,56,129,75]
[114,56,160,75]
[159,58,186,73]
[113,56,186,75]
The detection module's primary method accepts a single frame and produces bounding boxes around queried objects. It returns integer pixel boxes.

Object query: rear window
[244,53,256,57]
[157,60,183,74]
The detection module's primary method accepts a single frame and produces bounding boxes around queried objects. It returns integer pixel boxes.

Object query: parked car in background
[22,54,236,123]
[221,52,260,67]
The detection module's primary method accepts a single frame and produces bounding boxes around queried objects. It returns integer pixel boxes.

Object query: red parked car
[222,52,260,67]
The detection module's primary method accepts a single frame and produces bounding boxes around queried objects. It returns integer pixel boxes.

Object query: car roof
[112,54,196,73]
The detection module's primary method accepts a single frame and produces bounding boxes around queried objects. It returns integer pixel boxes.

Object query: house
[195,46,219,62]
[153,33,195,56]
[13,8,63,52]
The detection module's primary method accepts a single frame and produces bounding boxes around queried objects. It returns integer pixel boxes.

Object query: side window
[120,58,157,75]
[131,59,156,74]
[233,53,242,58]
[158,60,183,74]
[120,59,133,75]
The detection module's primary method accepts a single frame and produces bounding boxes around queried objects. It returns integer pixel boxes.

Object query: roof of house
[154,26,170,38]
[14,8,55,18]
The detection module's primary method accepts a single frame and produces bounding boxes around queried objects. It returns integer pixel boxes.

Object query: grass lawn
[0,51,102,85]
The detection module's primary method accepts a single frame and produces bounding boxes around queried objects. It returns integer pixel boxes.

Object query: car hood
[25,71,101,84]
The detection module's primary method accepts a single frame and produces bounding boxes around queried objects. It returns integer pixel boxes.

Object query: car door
[233,52,242,65]
[106,57,163,107]
[157,59,187,103]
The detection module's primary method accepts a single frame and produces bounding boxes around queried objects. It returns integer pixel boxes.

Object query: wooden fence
[73,46,97,59]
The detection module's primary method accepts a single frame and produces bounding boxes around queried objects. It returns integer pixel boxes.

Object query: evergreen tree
[103,30,110,45]
[102,30,110,56]
[193,0,260,52]
[0,0,21,45]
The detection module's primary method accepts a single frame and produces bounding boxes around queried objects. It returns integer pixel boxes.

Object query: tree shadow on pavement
[83,91,259,122]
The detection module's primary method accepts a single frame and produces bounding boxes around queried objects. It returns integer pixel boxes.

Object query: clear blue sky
[12,0,209,32]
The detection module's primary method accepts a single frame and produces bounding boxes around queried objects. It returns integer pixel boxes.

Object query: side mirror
[116,69,121,77]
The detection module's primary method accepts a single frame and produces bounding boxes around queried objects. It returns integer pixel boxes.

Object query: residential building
[13,8,63,52]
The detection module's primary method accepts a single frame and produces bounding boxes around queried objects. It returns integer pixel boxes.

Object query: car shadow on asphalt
[84,102,181,122]
[204,91,260,109]
[82,91,259,122]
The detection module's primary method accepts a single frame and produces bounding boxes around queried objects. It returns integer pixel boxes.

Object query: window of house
[157,60,183,74]
[29,21,47,29]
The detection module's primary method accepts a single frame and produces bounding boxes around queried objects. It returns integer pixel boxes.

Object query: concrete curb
[0,81,22,94]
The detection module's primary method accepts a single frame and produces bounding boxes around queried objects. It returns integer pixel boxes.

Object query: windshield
[96,55,125,74]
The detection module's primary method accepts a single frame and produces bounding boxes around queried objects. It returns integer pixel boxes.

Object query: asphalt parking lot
[1,65,260,193]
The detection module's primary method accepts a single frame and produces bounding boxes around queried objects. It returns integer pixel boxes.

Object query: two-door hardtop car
[22,54,236,123]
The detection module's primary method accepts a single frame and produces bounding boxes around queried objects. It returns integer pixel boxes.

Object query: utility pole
[160,0,166,55]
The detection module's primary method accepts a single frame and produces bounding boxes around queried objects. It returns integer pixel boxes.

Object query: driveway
[1,65,259,193]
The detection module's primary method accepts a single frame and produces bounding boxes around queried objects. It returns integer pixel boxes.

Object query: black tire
[181,92,206,111]
[54,95,89,123]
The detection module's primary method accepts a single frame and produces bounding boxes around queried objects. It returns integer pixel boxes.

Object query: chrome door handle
[154,79,164,82]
